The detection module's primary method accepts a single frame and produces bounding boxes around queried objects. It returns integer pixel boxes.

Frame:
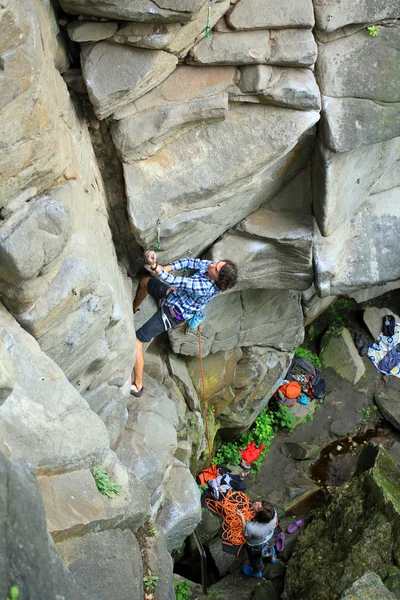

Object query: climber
[237,500,278,579]
[130,251,238,397]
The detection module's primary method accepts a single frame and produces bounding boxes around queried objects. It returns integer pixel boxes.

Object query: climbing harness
[156,218,161,250]
[205,0,213,38]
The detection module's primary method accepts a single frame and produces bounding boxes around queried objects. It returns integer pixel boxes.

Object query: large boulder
[0,0,76,207]
[312,135,400,236]
[80,42,178,120]
[213,209,313,291]
[156,458,201,551]
[189,30,317,67]
[320,327,365,384]
[111,93,228,162]
[237,66,321,111]
[313,0,400,33]
[283,444,400,600]
[38,452,150,541]
[374,389,400,432]
[363,307,400,341]
[340,572,396,600]
[314,187,400,296]
[125,103,319,262]
[227,0,314,29]
[168,289,304,357]
[0,304,109,474]
[58,0,205,22]
[56,529,144,600]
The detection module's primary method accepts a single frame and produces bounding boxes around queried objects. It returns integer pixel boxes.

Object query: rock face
[227,0,315,29]
[320,327,365,384]
[340,572,396,600]
[283,444,400,600]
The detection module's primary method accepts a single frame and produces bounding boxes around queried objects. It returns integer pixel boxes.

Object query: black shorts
[135,277,182,343]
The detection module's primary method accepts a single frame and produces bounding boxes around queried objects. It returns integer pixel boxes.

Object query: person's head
[252,500,275,523]
[206,259,238,291]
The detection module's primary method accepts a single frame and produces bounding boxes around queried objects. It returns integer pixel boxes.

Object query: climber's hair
[217,259,238,292]
[254,501,275,523]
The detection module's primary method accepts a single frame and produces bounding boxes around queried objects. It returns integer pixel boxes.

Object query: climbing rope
[205,490,255,552]
[198,325,213,466]
[156,218,161,250]
[205,0,213,38]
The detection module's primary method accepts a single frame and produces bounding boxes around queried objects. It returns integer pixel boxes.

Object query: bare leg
[133,276,151,313]
[133,338,144,391]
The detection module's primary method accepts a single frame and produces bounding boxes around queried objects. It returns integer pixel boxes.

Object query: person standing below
[130,251,238,397]
[237,500,278,578]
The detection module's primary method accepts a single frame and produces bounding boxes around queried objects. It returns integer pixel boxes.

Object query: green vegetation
[367,25,379,36]
[174,579,192,600]
[148,520,157,536]
[7,586,19,600]
[213,405,295,473]
[295,346,321,368]
[143,569,158,593]
[92,466,122,498]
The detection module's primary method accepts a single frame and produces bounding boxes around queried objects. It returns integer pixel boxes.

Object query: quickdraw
[205,0,213,38]
[156,218,161,250]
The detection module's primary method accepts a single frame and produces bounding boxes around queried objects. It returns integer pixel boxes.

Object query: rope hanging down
[205,0,213,38]
[198,325,213,467]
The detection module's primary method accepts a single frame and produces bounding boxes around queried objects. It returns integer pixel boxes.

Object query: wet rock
[237,66,320,111]
[340,571,396,600]
[314,0,400,34]
[58,0,204,22]
[111,93,228,161]
[156,458,201,551]
[125,103,319,261]
[364,307,400,341]
[67,20,117,42]
[56,529,143,600]
[320,328,365,384]
[227,0,314,29]
[281,442,319,460]
[374,389,400,432]
[283,444,400,600]
[80,42,178,120]
[330,418,354,438]
[189,30,317,67]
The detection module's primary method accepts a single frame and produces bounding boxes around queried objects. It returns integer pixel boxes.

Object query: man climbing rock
[130,251,238,397]
[237,500,278,578]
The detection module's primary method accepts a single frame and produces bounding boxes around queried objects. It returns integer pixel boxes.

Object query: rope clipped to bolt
[205,0,213,38]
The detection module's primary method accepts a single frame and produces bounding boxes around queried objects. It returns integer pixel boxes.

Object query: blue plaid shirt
[159,258,220,320]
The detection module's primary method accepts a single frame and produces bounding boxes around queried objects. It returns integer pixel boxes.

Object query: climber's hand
[145,250,157,268]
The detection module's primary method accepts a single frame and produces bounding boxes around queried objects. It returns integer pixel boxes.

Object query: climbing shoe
[354,332,365,350]
[360,342,370,356]
[242,566,262,578]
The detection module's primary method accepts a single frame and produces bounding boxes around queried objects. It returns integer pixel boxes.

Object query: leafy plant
[295,346,321,368]
[174,579,192,600]
[92,466,122,497]
[367,25,379,36]
[148,520,157,536]
[363,407,372,418]
[143,569,158,592]
[7,586,19,600]
[213,441,241,466]
[273,405,295,431]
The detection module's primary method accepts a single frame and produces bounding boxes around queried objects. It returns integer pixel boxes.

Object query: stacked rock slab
[312,3,400,297]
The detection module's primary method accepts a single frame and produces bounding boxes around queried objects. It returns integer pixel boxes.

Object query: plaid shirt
[159,258,220,320]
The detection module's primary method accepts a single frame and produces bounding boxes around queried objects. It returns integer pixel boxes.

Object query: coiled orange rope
[205,490,255,553]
